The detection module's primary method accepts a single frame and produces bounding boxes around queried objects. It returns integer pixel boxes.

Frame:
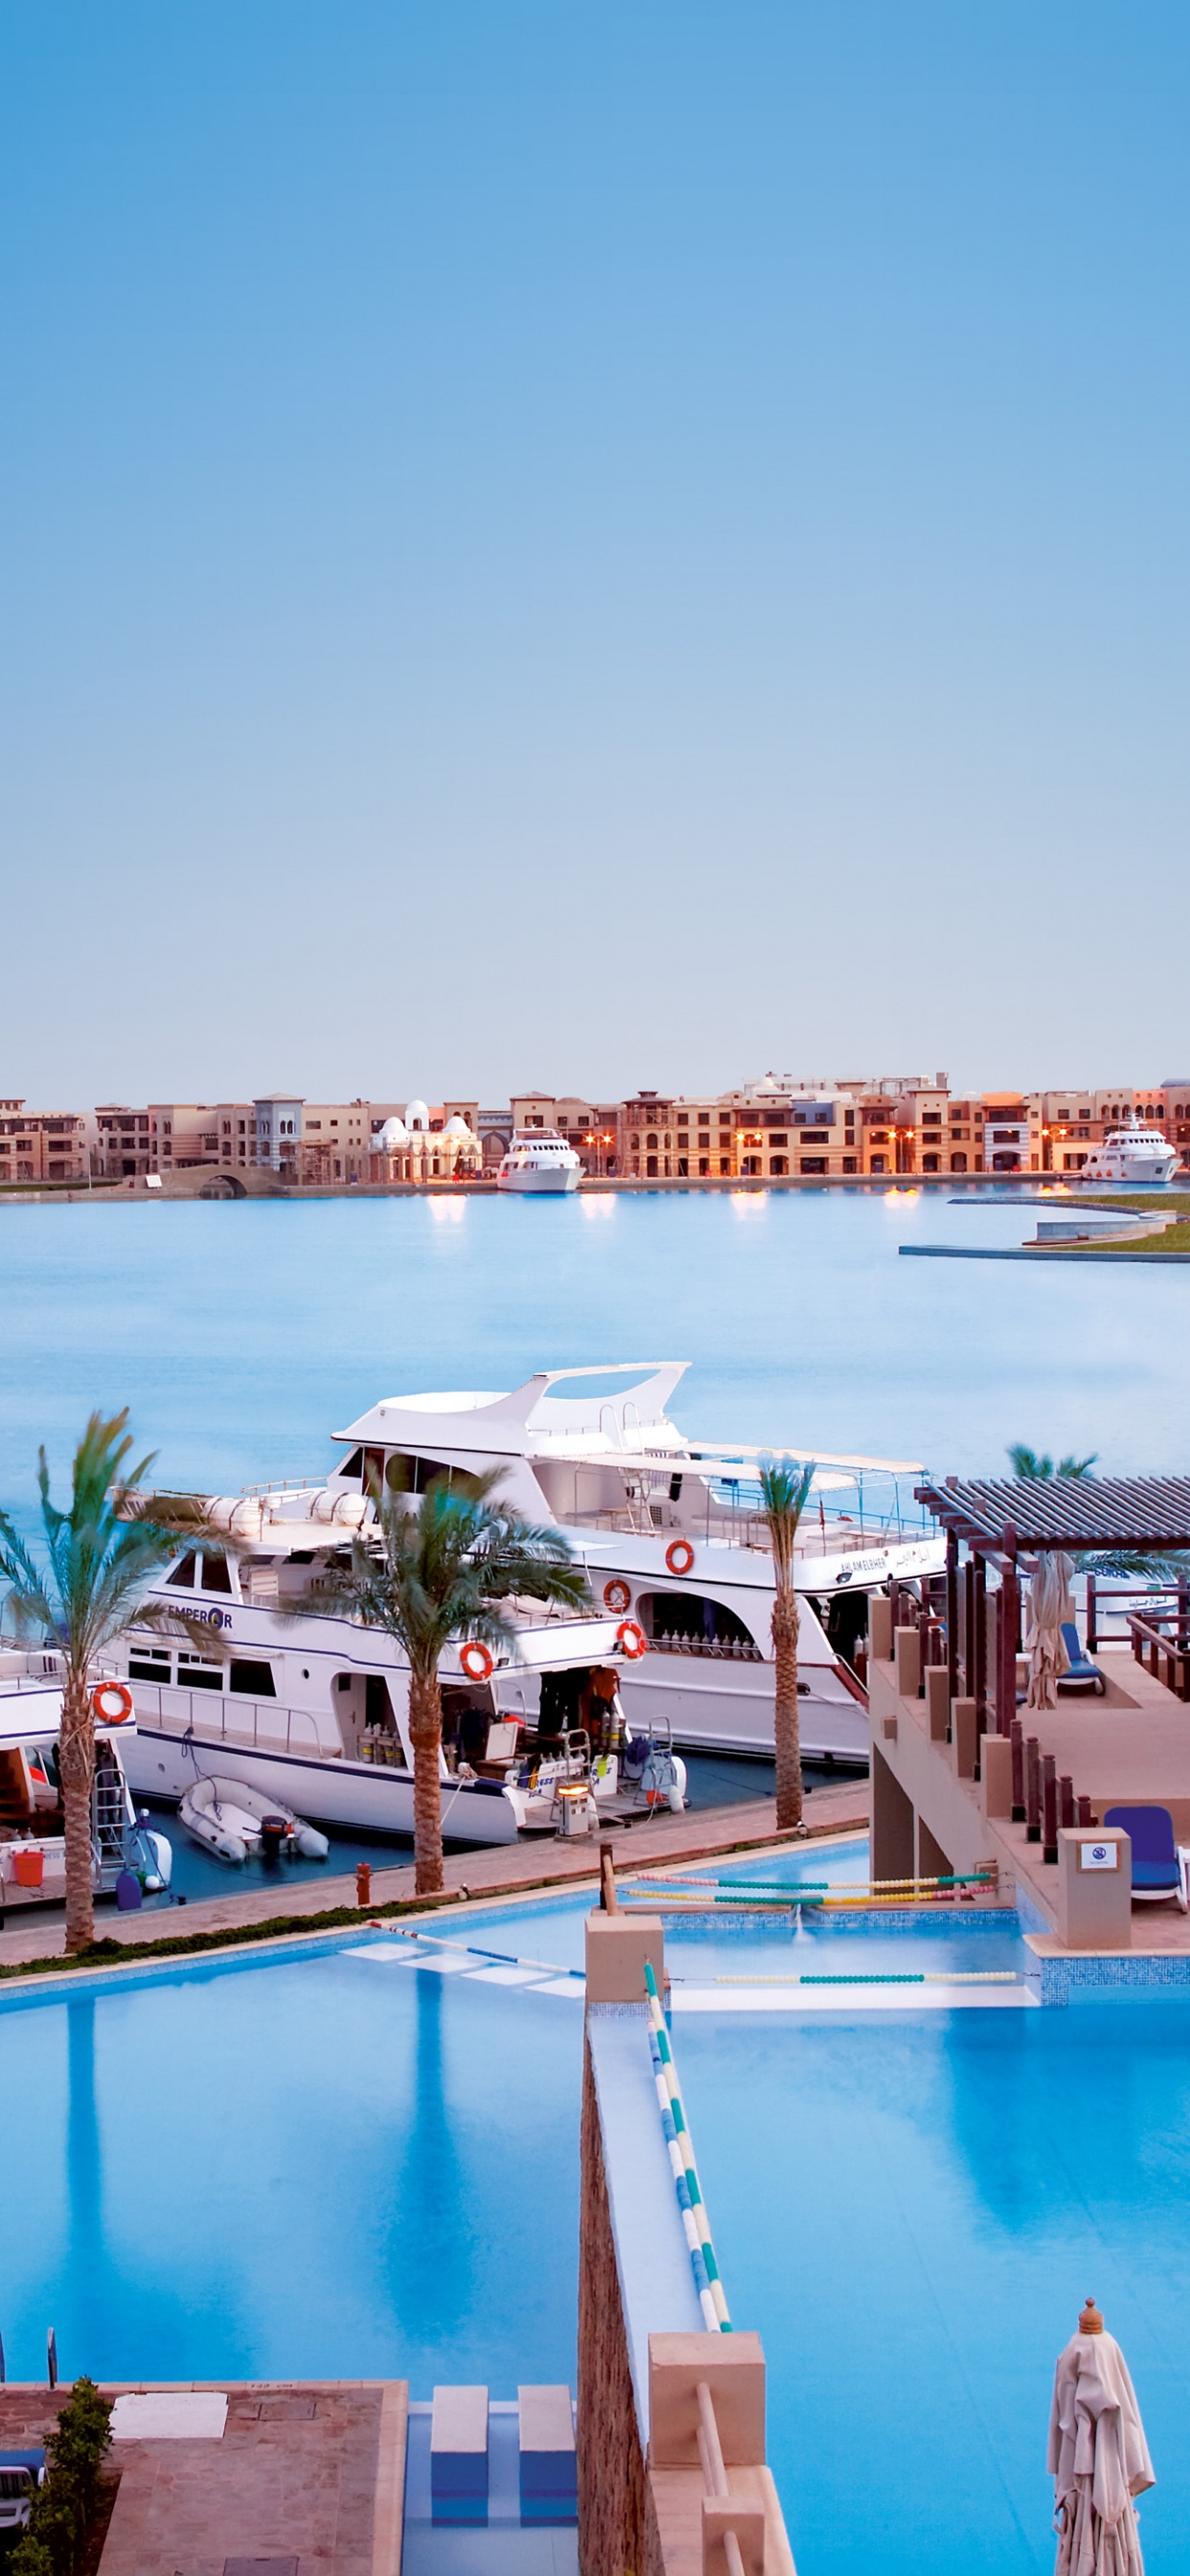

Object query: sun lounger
[1058,1622,1107,1694]
[1103,1806,1190,1909]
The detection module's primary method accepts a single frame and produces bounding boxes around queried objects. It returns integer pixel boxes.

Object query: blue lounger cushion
[1104,1806,1190,1905]
[1059,1622,1106,1691]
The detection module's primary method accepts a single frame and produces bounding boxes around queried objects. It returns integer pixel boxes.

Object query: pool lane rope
[644,1960,731,2335]
[712,1970,1020,1987]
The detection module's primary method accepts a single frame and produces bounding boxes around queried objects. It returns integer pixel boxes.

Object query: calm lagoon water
[0,1186,1185,1523]
[2,1190,1187,2564]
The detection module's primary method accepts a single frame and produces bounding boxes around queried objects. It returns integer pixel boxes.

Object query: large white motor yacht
[121,1368,943,1797]
[496,1130,582,1193]
[1080,1116,1179,1184]
[120,1537,678,1844]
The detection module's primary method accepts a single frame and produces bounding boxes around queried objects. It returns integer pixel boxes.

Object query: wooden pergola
[912,1475,1190,1756]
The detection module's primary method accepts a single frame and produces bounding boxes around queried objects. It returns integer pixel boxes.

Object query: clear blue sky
[2,3,1188,1107]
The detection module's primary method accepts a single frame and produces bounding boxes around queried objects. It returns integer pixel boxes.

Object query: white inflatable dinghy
[178,1776,330,1867]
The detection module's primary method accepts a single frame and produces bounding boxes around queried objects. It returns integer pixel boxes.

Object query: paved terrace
[0,1780,868,1971]
[0,2381,406,2576]
[870,1634,1190,1955]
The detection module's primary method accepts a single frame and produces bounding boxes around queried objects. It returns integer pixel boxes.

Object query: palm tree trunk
[58,1671,96,1952]
[408,1665,446,1897]
[772,1584,803,1832]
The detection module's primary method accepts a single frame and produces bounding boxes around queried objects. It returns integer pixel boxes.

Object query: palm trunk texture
[772,1585,803,1832]
[409,1666,446,1896]
[59,1672,96,1952]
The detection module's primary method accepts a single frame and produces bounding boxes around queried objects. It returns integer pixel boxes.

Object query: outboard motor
[260,1814,290,1863]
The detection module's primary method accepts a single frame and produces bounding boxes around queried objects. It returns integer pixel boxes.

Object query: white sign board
[1079,1842,1118,1873]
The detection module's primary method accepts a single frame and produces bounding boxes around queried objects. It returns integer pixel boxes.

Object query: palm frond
[758,1457,816,1583]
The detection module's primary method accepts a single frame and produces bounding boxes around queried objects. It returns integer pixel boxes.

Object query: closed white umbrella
[1026,1552,1074,1712]
[1049,2299,1154,2576]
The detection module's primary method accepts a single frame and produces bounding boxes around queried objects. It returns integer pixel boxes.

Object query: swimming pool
[2,1869,1184,2576]
[677,2000,1190,2576]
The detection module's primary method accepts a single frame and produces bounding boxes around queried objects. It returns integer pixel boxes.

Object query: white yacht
[496,1130,582,1193]
[119,1534,679,1843]
[1080,1116,1179,1184]
[327,1365,944,1760]
[0,1650,172,1910]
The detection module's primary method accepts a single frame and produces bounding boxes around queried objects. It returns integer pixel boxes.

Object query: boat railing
[132,1683,329,1760]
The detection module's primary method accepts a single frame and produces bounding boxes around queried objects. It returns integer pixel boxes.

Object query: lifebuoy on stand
[603,1577,631,1615]
[459,1641,494,1684]
[665,1537,695,1576]
[616,1620,648,1661]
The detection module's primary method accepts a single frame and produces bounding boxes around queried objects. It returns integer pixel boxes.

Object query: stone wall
[579,2032,662,2576]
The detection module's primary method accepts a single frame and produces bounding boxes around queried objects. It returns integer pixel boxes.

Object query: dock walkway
[0,1782,869,1973]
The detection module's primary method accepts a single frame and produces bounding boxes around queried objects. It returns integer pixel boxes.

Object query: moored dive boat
[120,1534,683,1844]
[0,1651,172,1908]
[118,1364,939,1801]
[179,1774,330,1866]
[323,1363,943,1760]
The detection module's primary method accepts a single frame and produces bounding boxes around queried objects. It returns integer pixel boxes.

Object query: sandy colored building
[0,1101,90,1184]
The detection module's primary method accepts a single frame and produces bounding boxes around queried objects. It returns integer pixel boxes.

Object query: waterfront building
[0,1101,90,1184]
[507,1093,621,1176]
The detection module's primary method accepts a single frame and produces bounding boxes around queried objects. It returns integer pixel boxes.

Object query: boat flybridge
[0,1647,172,1911]
[324,1362,944,1760]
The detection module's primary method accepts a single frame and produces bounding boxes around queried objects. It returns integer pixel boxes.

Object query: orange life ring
[603,1577,632,1615]
[665,1537,695,1576]
[92,1680,134,1726]
[459,1641,494,1684]
[616,1619,648,1661]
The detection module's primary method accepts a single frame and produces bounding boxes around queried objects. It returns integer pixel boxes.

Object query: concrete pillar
[894,1626,921,1699]
[925,1666,950,1741]
[869,1595,893,1662]
[871,1745,914,1884]
[584,1913,664,2003]
[1055,1828,1133,1950]
[951,1697,978,1781]
[980,1735,1014,1820]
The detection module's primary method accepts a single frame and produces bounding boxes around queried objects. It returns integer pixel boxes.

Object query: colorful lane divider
[713,1970,1020,1988]
[644,1960,731,2335]
[383,1925,584,1978]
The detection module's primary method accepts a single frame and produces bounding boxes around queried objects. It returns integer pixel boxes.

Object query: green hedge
[11,2379,112,2576]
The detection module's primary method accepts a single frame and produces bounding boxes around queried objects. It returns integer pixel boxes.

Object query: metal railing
[1127,1611,1190,1703]
[131,1683,328,1760]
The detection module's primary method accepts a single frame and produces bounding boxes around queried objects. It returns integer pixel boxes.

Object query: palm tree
[758,1457,816,1833]
[0,1412,222,1952]
[309,1472,589,1894]
[1007,1445,1097,1482]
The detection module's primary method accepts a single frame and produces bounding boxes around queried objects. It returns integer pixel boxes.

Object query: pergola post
[946,1531,959,1702]
[997,1525,1018,1736]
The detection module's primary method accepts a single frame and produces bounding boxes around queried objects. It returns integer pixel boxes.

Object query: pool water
[678,2001,1190,2576]
[0,1943,583,2391]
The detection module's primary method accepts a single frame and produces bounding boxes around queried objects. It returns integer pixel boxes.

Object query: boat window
[336,1448,364,1484]
[129,1648,172,1682]
[167,1552,197,1588]
[384,1452,477,1495]
[199,1552,233,1595]
[637,1590,755,1648]
[228,1659,277,1697]
[177,1652,223,1691]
